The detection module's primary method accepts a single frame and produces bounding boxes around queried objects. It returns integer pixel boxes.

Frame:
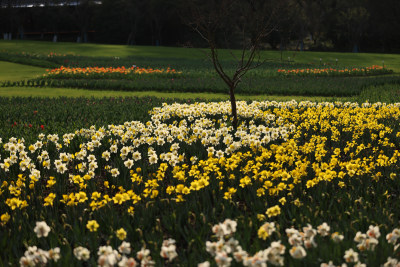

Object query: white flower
[149,154,158,165]
[317,222,330,236]
[331,232,344,243]
[74,246,90,261]
[289,246,307,259]
[132,151,142,161]
[136,247,151,261]
[97,246,120,267]
[102,151,111,161]
[320,261,336,267]
[343,248,358,263]
[214,252,232,267]
[304,236,317,249]
[243,251,267,267]
[56,163,68,174]
[303,224,317,238]
[358,237,378,251]
[366,225,380,239]
[233,246,248,262]
[111,168,120,177]
[160,239,178,262]
[222,219,237,235]
[118,241,132,255]
[198,261,210,267]
[124,159,134,169]
[386,228,400,244]
[34,221,51,238]
[19,256,35,267]
[383,257,400,267]
[354,232,367,243]
[110,145,118,153]
[118,256,137,267]
[288,233,303,246]
[48,247,61,262]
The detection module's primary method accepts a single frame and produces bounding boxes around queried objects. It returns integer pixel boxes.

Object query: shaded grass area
[1,40,400,71]
[356,83,400,103]
[30,74,400,97]
[0,86,343,102]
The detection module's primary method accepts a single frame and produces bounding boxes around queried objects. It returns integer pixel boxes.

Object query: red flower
[40,125,44,130]
[28,124,32,128]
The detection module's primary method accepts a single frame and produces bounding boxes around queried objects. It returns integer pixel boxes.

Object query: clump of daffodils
[73,246,91,261]
[160,238,178,262]
[19,246,60,267]
[354,225,380,252]
[204,219,286,267]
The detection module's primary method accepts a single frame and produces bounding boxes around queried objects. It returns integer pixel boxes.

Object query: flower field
[1,100,400,266]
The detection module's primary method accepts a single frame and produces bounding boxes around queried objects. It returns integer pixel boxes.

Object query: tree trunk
[229,85,238,130]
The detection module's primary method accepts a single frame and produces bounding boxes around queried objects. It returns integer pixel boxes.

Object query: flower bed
[277,65,393,77]
[1,100,400,266]
[42,66,182,79]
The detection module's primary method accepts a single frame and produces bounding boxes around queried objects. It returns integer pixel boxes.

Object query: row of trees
[0,0,400,52]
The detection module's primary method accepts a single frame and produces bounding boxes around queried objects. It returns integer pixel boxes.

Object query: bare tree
[180,0,285,129]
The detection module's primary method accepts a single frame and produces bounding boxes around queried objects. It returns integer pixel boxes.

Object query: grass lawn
[0,60,46,81]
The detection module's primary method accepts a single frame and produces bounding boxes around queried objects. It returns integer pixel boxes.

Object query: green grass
[0,86,344,102]
[0,61,46,81]
[356,83,400,103]
[1,40,400,71]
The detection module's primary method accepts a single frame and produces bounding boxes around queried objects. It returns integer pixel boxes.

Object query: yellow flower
[116,228,127,240]
[75,192,88,203]
[257,214,266,221]
[258,226,269,240]
[293,198,302,207]
[239,176,252,188]
[127,206,135,215]
[1,212,10,225]
[91,192,101,200]
[86,220,99,232]
[279,197,286,205]
[44,193,56,206]
[257,222,276,240]
[266,205,281,218]
[113,193,125,205]
[223,187,237,200]
[6,197,22,210]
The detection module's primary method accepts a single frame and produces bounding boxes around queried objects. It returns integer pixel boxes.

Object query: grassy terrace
[1,40,400,101]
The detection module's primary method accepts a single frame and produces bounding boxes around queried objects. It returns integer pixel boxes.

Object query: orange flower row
[44,66,181,76]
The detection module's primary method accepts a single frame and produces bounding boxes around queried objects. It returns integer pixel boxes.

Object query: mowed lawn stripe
[0,60,46,82]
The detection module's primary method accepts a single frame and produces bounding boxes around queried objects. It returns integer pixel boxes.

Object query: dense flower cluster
[203,219,400,267]
[277,65,391,77]
[1,100,400,265]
